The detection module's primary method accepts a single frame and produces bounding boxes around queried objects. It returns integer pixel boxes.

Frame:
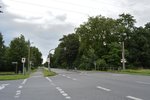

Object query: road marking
[18,86,23,88]
[126,96,143,100]
[16,90,21,93]
[66,96,71,99]
[136,81,150,85]
[22,79,27,84]
[72,78,77,81]
[67,76,71,78]
[46,77,52,82]
[62,75,66,77]
[62,93,68,96]
[60,90,65,94]
[0,85,5,90]
[0,84,9,90]
[14,96,19,98]
[97,86,111,91]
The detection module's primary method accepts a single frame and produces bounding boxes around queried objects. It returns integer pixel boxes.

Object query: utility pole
[28,40,30,73]
[121,33,126,70]
[122,41,125,70]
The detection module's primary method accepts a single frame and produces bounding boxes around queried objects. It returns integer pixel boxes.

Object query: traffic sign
[22,58,26,63]
[121,59,127,63]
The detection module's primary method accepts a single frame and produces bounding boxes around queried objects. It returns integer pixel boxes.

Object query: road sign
[22,58,26,63]
[121,59,127,63]
[12,62,18,64]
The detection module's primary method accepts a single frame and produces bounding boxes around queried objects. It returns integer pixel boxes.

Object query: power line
[9,0,89,15]
[50,0,122,9]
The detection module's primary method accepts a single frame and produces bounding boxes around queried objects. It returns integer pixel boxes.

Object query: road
[0,68,150,100]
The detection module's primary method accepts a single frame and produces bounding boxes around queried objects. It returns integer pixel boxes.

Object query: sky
[0,0,150,63]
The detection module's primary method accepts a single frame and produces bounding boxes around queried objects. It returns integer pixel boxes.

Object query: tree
[8,35,28,72]
[53,33,79,69]
[0,33,6,71]
[30,46,43,68]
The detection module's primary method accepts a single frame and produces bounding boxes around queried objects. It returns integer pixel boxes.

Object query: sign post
[22,58,26,75]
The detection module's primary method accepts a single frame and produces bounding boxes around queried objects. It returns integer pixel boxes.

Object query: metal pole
[23,63,25,75]
[28,40,30,73]
[122,41,125,70]
[48,49,55,71]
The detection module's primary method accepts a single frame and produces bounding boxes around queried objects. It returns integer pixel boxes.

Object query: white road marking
[67,76,71,78]
[0,84,9,90]
[62,75,66,77]
[46,77,52,82]
[16,90,21,93]
[62,93,68,96]
[97,86,111,91]
[18,86,23,89]
[66,96,71,99]
[16,92,21,95]
[2,84,9,86]
[60,90,65,94]
[126,96,143,100]
[22,79,27,84]
[14,96,19,98]
[72,78,77,81]
[0,85,5,90]
[136,81,150,85]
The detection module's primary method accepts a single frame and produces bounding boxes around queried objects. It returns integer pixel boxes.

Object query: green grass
[43,68,57,77]
[118,69,150,76]
[0,74,29,81]
[0,72,15,75]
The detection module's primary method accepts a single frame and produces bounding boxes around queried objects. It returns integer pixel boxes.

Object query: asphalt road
[0,68,150,100]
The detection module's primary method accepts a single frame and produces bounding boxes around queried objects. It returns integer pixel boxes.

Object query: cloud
[0,6,75,62]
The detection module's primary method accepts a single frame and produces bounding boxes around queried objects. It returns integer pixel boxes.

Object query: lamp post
[121,33,126,70]
[48,49,55,71]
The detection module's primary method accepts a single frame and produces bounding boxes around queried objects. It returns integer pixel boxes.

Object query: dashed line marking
[72,78,77,81]
[67,76,71,78]
[22,79,27,84]
[126,96,143,100]
[97,86,111,91]
[46,77,52,82]
[18,86,23,89]
[14,95,19,98]
[136,81,150,85]
[62,93,68,96]
[62,75,66,77]
[66,96,71,99]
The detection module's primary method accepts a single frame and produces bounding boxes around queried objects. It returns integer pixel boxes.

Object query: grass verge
[43,68,57,77]
[0,74,29,81]
[117,69,150,76]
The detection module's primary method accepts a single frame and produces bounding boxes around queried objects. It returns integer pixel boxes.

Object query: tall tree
[30,46,43,68]
[8,35,28,72]
[0,33,6,71]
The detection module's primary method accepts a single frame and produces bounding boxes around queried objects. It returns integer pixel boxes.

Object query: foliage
[0,34,43,72]
[43,68,56,77]
[52,13,150,70]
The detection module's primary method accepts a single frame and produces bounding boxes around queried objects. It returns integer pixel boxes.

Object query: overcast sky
[0,0,150,63]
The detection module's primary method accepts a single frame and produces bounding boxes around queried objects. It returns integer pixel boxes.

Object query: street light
[121,33,127,70]
[48,49,55,71]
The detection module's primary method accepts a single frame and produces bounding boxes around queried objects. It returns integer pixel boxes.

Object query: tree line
[0,34,43,72]
[50,13,150,70]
